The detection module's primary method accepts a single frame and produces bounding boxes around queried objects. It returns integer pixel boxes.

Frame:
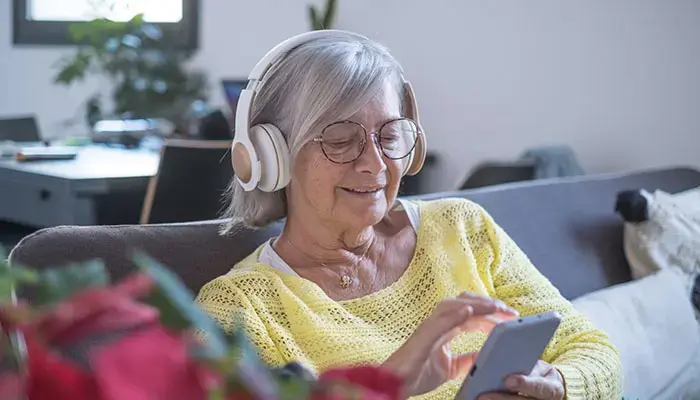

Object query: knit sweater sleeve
[194,275,286,367]
[472,203,623,399]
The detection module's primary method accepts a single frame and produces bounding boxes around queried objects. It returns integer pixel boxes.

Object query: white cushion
[623,187,700,280]
[572,269,700,399]
[653,343,700,400]
[622,187,700,324]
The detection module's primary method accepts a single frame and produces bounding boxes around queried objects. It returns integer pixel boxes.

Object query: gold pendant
[339,275,352,289]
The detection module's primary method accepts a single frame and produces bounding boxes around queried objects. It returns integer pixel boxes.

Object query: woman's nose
[355,132,386,173]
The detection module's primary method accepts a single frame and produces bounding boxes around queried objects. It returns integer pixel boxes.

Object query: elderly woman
[195,30,622,399]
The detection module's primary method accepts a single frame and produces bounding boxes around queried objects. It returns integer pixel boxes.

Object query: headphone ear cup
[402,149,414,176]
[249,123,291,192]
[405,130,426,176]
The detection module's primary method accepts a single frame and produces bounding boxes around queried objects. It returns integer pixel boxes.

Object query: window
[13,0,199,49]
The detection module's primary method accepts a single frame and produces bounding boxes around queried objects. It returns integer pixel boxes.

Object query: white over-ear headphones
[231,29,427,192]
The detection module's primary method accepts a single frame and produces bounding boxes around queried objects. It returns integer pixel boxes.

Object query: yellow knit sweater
[195,198,623,399]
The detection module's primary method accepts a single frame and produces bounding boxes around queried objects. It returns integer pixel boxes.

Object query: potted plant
[52,13,209,137]
[0,245,401,399]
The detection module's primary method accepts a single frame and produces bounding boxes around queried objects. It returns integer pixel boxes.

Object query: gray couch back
[10,167,700,300]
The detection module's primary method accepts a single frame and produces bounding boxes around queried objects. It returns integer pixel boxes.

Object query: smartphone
[455,311,562,400]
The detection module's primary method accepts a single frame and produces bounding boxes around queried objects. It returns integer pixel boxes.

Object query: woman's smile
[339,186,385,200]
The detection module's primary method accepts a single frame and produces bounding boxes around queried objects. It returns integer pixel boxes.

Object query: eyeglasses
[312,118,420,164]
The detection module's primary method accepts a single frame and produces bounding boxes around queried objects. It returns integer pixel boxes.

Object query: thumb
[448,351,479,380]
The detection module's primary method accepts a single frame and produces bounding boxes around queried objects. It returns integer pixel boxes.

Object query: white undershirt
[258,199,421,277]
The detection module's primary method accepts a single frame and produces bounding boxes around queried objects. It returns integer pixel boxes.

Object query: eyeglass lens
[320,119,418,163]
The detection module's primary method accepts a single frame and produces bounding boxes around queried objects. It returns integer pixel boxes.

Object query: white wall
[2,0,699,191]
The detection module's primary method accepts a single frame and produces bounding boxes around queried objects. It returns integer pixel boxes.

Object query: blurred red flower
[0,272,402,400]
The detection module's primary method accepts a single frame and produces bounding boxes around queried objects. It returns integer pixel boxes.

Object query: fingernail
[483,315,502,324]
[505,376,518,389]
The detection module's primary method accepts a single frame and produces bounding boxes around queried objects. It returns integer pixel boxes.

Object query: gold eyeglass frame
[312,117,421,164]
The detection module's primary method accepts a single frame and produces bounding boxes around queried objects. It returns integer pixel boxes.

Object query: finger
[433,296,516,324]
[404,301,475,361]
[448,351,479,380]
[410,297,516,357]
[468,301,511,318]
[457,292,511,310]
[428,299,478,331]
[467,310,519,328]
[477,393,523,400]
[433,311,519,350]
[458,315,502,335]
[529,360,556,377]
[505,374,564,399]
[458,292,519,316]
[434,317,498,351]
[443,310,521,345]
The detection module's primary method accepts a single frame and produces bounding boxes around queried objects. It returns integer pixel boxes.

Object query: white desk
[0,145,160,227]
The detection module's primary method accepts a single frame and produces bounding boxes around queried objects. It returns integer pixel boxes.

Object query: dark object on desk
[221,79,247,123]
[16,147,78,162]
[0,115,41,142]
[199,110,232,140]
[91,133,142,149]
[91,119,161,149]
[140,139,234,224]
[458,160,536,190]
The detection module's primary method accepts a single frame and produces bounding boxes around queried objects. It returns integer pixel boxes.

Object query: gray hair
[220,33,406,234]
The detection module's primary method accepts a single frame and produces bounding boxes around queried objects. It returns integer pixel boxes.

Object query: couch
[9,165,700,398]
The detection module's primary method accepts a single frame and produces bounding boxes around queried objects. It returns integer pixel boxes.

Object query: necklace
[281,235,374,289]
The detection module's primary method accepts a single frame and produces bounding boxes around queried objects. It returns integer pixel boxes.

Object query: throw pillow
[615,187,700,317]
[572,269,700,399]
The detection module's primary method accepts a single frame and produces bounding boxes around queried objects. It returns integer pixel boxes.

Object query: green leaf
[322,0,337,29]
[0,331,21,371]
[0,279,12,304]
[128,13,146,27]
[308,5,320,30]
[224,328,280,400]
[277,376,312,400]
[0,247,39,304]
[67,17,136,45]
[131,251,228,358]
[53,51,94,85]
[32,259,109,306]
[145,286,190,331]
[207,386,225,400]
[0,267,39,304]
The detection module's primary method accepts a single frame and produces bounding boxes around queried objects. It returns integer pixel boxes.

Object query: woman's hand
[478,360,565,400]
[381,292,519,398]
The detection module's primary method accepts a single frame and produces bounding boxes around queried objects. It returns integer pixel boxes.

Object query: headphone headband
[237,30,372,134]
[248,30,371,82]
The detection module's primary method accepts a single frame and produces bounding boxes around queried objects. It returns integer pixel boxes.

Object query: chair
[139,139,234,224]
[456,159,536,190]
[0,115,41,142]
